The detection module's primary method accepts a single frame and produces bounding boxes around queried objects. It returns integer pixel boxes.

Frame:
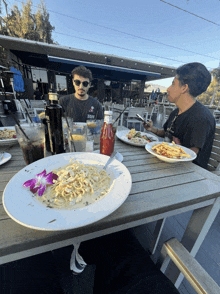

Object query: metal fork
[102,151,118,170]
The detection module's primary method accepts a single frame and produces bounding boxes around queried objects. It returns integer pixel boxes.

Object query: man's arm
[190,147,199,154]
[143,122,165,137]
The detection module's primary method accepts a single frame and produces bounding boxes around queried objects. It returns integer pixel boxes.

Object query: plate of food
[3,152,132,231]
[145,141,197,163]
[116,129,159,147]
[0,126,17,146]
[0,152,12,165]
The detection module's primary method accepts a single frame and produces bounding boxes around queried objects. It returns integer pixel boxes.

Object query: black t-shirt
[59,94,104,122]
[163,101,216,169]
[34,90,42,100]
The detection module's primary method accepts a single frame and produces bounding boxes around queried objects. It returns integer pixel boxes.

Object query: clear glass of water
[86,119,104,151]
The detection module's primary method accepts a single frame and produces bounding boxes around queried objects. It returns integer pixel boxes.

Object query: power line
[160,0,220,26]
[10,0,220,61]
[54,31,185,64]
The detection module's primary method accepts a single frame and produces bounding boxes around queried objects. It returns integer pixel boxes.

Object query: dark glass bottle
[45,90,64,154]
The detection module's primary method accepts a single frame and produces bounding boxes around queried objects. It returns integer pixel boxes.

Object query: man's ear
[181,83,189,94]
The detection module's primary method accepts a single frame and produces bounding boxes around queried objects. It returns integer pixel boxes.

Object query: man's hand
[172,136,181,145]
[173,136,199,154]
[190,147,199,154]
[143,120,153,132]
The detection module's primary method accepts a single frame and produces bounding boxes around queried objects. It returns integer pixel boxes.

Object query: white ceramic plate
[116,130,159,147]
[145,142,197,163]
[3,152,132,231]
[0,126,17,146]
[93,150,124,162]
[0,152,11,165]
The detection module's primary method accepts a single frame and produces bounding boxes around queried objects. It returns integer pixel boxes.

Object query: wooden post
[97,79,105,103]
[139,79,145,99]
[119,82,123,103]
[47,70,57,90]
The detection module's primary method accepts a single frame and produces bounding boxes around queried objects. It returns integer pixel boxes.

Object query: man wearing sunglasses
[59,66,104,122]
[144,62,215,170]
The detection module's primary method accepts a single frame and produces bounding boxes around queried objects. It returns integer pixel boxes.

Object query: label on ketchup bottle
[100,111,115,156]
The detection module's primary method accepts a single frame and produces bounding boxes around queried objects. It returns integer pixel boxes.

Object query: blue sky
[6,0,220,88]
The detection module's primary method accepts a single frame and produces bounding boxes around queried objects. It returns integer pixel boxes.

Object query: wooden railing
[207,126,220,174]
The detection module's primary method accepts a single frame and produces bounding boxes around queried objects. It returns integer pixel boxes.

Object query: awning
[48,56,161,80]
[0,35,176,82]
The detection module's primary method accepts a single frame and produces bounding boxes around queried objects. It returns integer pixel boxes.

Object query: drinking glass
[68,122,87,152]
[62,117,73,150]
[86,119,104,151]
[15,123,45,165]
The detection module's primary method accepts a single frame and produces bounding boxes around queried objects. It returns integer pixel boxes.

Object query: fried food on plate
[127,129,136,139]
[126,129,154,143]
[0,128,16,140]
[152,141,191,159]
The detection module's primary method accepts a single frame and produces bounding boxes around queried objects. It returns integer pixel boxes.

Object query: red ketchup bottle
[100,111,115,156]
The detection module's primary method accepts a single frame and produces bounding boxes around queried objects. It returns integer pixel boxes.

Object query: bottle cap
[104,111,113,116]
[49,92,58,101]
[49,82,58,100]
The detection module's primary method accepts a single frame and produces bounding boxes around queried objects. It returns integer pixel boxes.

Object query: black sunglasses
[73,80,90,87]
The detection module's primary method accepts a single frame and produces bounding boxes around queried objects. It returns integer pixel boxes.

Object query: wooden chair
[144,104,154,120]
[162,105,176,125]
[123,98,131,108]
[29,100,47,109]
[213,110,220,123]
[14,99,33,122]
[34,108,45,117]
[89,230,220,294]
[19,99,35,122]
[207,126,220,174]
[126,107,147,131]
[159,238,220,294]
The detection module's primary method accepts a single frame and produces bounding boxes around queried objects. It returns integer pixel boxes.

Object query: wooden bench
[207,126,220,175]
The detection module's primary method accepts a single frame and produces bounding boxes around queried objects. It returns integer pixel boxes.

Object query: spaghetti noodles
[36,159,111,209]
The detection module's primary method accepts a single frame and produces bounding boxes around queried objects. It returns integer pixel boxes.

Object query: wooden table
[1,127,220,288]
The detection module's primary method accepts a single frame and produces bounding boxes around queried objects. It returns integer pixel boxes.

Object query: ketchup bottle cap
[104,111,112,116]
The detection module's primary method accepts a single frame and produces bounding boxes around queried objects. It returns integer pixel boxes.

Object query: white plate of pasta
[145,142,197,163]
[3,152,132,231]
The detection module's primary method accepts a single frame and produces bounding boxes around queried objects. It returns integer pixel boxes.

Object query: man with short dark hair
[144,62,216,169]
[59,66,103,122]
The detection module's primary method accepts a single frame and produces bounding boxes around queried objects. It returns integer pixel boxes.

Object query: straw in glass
[112,105,128,126]
[64,114,76,152]
[24,107,33,123]
[9,110,30,141]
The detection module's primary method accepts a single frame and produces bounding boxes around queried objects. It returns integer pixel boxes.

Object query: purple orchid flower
[23,169,58,196]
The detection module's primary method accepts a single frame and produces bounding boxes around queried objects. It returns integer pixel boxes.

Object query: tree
[0,0,56,44]
[197,65,220,106]
[209,65,220,106]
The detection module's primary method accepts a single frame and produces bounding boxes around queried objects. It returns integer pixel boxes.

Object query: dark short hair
[176,62,211,97]
[71,66,93,81]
